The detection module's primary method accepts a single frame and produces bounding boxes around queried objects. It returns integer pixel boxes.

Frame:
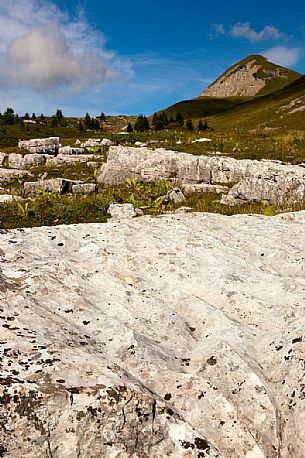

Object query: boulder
[58,146,85,155]
[0,213,305,456]
[18,137,59,155]
[80,138,101,148]
[163,188,186,204]
[108,203,143,219]
[46,155,96,166]
[221,173,305,206]
[0,194,25,203]
[0,168,30,182]
[24,178,83,195]
[7,153,48,169]
[72,183,97,195]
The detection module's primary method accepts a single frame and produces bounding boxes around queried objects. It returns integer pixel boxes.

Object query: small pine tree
[24,113,29,120]
[127,122,133,133]
[186,119,194,131]
[134,115,150,132]
[32,113,36,119]
[176,112,184,126]
[152,112,159,127]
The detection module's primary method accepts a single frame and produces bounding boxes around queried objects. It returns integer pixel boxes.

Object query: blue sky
[0,0,304,116]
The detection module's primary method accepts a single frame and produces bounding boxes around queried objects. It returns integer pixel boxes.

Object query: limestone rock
[182,183,229,194]
[0,194,25,203]
[163,188,186,204]
[81,139,102,148]
[108,203,143,219]
[97,146,305,205]
[221,173,305,206]
[7,153,48,169]
[0,168,30,182]
[72,183,97,195]
[18,137,59,155]
[24,178,82,195]
[0,213,304,456]
[46,154,96,166]
[58,146,85,155]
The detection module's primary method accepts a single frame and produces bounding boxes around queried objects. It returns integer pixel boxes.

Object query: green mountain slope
[207,75,305,130]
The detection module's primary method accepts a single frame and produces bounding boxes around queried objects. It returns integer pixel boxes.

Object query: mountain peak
[200,54,301,98]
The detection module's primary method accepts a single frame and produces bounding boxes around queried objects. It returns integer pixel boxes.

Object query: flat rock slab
[0,213,304,457]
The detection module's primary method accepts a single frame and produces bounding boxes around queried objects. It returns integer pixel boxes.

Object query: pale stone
[24,178,82,195]
[0,194,25,203]
[0,212,304,456]
[46,155,96,166]
[58,146,85,155]
[0,168,30,182]
[182,183,229,194]
[108,203,143,219]
[97,146,305,205]
[18,137,59,155]
[164,188,186,204]
[192,138,212,143]
[72,183,97,195]
[7,153,47,169]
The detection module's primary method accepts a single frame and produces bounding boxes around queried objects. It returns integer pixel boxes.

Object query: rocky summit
[0,211,305,457]
[200,55,300,98]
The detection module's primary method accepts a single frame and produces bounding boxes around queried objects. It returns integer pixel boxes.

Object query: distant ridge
[200,54,301,98]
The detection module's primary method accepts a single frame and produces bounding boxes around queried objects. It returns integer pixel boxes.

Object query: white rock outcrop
[18,137,59,155]
[97,146,305,205]
[0,213,304,457]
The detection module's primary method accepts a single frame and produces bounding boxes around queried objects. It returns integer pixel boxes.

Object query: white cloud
[263,46,303,67]
[0,0,132,93]
[230,22,284,42]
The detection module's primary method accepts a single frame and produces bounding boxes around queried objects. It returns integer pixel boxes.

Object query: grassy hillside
[206,75,305,130]
[161,96,252,119]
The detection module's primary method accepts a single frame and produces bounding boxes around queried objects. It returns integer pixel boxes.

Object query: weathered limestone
[46,154,96,166]
[58,146,85,155]
[163,188,186,204]
[18,137,59,155]
[182,183,229,194]
[24,178,82,195]
[97,146,305,205]
[0,168,30,182]
[222,173,305,206]
[80,138,114,148]
[71,183,97,195]
[7,153,50,169]
[0,194,24,203]
[107,202,143,219]
[0,213,305,456]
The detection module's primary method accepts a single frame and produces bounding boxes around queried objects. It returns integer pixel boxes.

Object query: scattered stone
[101,138,114,147]
[86,161,100,169]
[72,183,97,195]
[0,194,25,203]
[192,138,212,143]
[46,155,96,166]
[24,178,82,195]
[18,137,59,155]
[0,168,30,182]
[7,153,48,169]
[163,188,186,204]
[75,139,81,145]
[58,146,85,155]
[108,203,143,219]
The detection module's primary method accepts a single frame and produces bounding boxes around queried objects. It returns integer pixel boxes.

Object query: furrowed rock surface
[97,146,305,205]
[18,137,59,155]
[0,213,305,457]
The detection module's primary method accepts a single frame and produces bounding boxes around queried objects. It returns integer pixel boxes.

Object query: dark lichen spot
[76,411,86,421]
[207,356,217,366]
[164,393,172,401]
[195,437,210,451]
[292,337,302,344]
[181,441,195,450]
